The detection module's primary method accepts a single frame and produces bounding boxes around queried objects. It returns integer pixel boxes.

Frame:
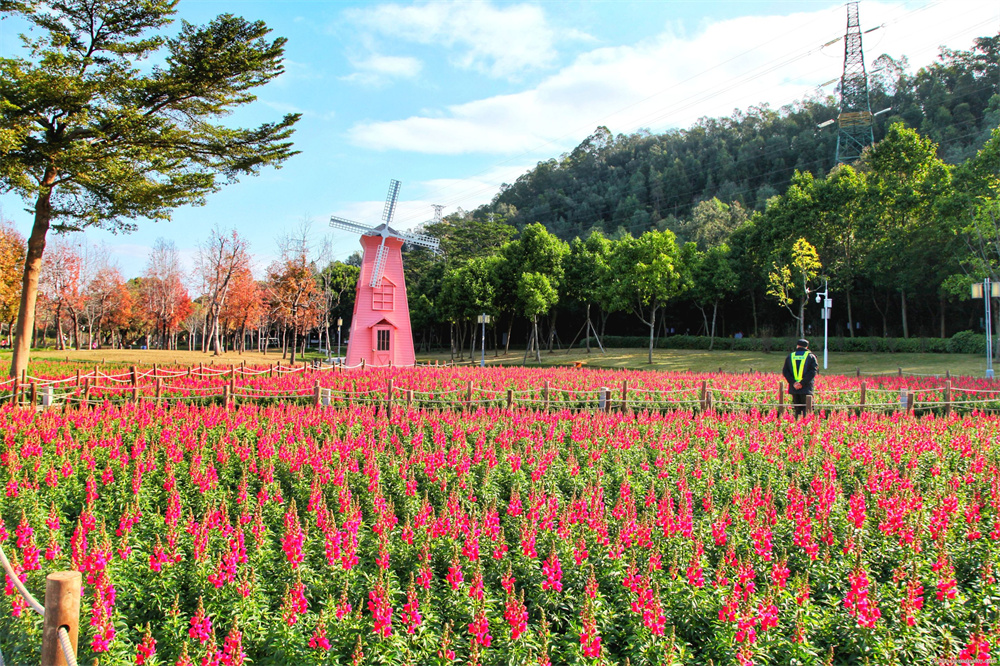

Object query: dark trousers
[791,393,809,418]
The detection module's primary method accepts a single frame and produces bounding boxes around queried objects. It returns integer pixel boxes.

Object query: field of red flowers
[1,366,999,665]
[7,361,1000,413]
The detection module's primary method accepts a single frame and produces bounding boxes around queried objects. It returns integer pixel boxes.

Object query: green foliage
[948,330,988,354]
[517,272,558,319]
[0,1,300,230]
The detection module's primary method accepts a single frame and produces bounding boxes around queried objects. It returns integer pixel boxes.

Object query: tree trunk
[697,305,709,338]
[533,316,542,363]
[585,304,592,354]
[750,290,758,337]
[846,288,855,338]
[709,301,718,351]
[940,294,947,338]
[547,311,558,352]
[900,289,909,339]
[55,306,64,351]
[505,316,514,355]
[9,174,57,378]
[648,306,656,364]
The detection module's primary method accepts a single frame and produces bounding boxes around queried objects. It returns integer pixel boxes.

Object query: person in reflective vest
[781,338,818,418]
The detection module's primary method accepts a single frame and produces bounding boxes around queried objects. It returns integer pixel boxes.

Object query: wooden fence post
[361,358,366,371]
[805,394,813,415]
[944,380,952,416]
[622,379,629,412]
[386,379,394,418]
[859,382,867,412]
[898,367,903,378]
[155,378,162,406]
[30,381,37,408]
[543,380,550,410]
[856,367,860,378]
[40,570,81,666]
[506,388,514,410]
[599,386,608,412]
[75,368,80,386]
[152,363,158,380]
[777,381,785,416]
[406,389,413,410]
[131,384,139,404]
[699,380,707,411]
[905,390,915,414]
[82,379,91,407]
[314,380,322,408]
[466,380,473,409]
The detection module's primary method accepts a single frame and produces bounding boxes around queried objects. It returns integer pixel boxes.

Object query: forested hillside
[489,36,1000,240]
[392,34,1000,353]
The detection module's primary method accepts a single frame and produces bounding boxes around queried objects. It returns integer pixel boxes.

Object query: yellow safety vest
[790,351,808,382]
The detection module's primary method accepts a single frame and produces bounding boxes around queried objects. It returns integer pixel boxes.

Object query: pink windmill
[330,179,440,367]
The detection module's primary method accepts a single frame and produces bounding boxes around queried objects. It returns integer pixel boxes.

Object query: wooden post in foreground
[543,380,550,410]
[621,379,629,412]
[314,380,322,408]
[777,382,784,417]
[805,394,813,414]
[699,380,707,411]
[944,380,952,416]
[40,570,81,666]
[859,383,867,412]
[506,388,514,410]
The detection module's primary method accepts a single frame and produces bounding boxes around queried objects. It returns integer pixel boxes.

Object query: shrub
[948,330,987,354]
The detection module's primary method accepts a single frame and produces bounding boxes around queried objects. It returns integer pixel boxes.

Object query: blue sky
[2,0,999,279]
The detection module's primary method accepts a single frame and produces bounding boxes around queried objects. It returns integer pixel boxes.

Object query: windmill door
[374,326,392,366]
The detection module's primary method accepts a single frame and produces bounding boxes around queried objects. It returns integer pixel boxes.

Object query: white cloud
[347,1,1000,155]
[341,53,423,86]
[344,1,584,80]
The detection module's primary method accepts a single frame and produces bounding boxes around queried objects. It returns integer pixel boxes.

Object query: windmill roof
[365,223,401,237]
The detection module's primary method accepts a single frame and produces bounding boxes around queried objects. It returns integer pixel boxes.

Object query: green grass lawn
[0,346,990,378]
[417,346,990,377]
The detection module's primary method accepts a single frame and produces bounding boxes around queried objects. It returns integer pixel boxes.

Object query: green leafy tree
[564,230,615,352]
[863,123,953,338]
[500,223,568,352]
[610,229,686,364]
[767,238,821,338]
[689,243,739,349]
[516,271,557,363]
[0,0,300,377]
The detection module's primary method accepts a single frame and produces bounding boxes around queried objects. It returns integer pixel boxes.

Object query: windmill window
[372,283,394,310]
[376,329,390,351]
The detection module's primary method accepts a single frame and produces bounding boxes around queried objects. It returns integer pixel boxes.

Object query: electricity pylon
[835,1,874,163]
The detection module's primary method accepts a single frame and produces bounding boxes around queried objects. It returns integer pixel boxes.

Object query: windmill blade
[398,231,442,253]
[382,179,401,226]
[370,242,389,287]
[330,216,377,235]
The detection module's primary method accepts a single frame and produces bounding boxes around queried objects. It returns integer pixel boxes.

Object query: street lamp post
[478,314,491,368]
[814,279,831,370]
[336,317,343,363]
[972,278,999,379]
